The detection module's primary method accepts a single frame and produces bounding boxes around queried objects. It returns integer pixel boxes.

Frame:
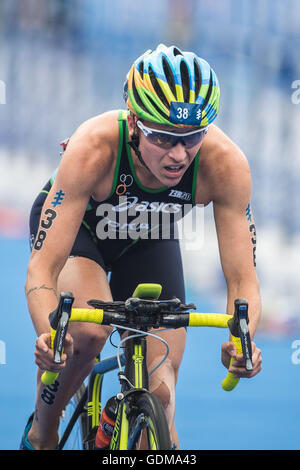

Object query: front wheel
[58,383,87,450]
[127,392,171,450]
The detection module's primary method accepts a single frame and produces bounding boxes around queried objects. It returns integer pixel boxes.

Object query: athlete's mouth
[164,164,185,173]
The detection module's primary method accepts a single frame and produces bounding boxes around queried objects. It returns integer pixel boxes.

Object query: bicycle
[41,282,253,450]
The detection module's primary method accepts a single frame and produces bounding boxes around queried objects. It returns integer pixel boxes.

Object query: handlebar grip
[221,335,242,391]
[41,370,59,385]
[41,327,61,386]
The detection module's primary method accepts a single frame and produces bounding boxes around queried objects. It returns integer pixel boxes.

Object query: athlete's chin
[160,169,185,186]
[165,177,182,187]
[149,166,186,187]
[155,173,181,187]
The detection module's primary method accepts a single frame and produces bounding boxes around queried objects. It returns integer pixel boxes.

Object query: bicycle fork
[110,334,150,450]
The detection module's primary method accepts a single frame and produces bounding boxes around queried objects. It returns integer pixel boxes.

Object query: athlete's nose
[167,141,187,163]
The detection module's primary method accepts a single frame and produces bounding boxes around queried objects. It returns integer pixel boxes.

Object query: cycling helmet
[123,44,220,128]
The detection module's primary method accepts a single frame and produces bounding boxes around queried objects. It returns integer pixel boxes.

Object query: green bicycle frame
[110,283,162,450]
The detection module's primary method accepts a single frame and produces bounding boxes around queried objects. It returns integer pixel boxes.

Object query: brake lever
[227,298,253,371]
[49,292,74,364]
[41,292,74,385]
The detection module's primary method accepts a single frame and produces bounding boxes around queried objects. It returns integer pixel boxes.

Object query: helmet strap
[128,132,150,171]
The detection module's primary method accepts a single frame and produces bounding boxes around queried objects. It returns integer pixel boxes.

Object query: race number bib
[169,102,202,125]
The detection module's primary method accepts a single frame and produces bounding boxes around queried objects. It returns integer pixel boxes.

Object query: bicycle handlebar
[41,288,252,392]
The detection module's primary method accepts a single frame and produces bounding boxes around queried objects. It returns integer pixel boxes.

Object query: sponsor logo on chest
[168,189,192,201]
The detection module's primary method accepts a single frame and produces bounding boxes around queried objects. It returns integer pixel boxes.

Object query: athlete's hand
[221,340,262,378]
[35,332,74,372]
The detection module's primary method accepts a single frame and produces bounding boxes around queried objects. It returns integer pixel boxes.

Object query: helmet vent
[201,69,213,110]
[173,47,183,57]
[149,65,169,108]
[180,60,190,102]
[147,93,168,118]
[138,61,144,80]
[193,59,202,98]
[132,69,149,113]
[162,57,177,99]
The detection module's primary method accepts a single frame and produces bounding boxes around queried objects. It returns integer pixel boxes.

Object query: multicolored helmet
[123,44,220,128]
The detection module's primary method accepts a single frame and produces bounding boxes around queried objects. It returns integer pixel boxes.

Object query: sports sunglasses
[136,120,208,149]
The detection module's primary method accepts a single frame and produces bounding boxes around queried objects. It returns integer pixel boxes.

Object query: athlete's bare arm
[196,126,262,378]
[25,111,119,339]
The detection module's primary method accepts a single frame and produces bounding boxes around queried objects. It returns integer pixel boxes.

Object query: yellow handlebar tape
[41,370,59,386]
[70,308,104,323]
[41,327,59,385]
[188,312,232,328]
[41,310,104,386]
[188,314,242,391]
[221,335,243,391]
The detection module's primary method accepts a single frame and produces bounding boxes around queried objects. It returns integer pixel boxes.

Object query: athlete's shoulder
[199,124,251,202]
[200,124,249,176]
[68,109,121,155]
[59,110,124,179]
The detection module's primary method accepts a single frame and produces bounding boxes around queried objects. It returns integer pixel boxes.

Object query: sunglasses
[136,120,208,149]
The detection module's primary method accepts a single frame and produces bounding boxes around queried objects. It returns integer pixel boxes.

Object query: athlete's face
[128,115,207,187]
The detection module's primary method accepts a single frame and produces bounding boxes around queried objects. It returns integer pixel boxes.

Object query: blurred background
[0,0,300,450]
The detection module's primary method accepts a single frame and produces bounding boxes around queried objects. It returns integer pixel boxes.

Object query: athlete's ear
[127,112,137,137]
